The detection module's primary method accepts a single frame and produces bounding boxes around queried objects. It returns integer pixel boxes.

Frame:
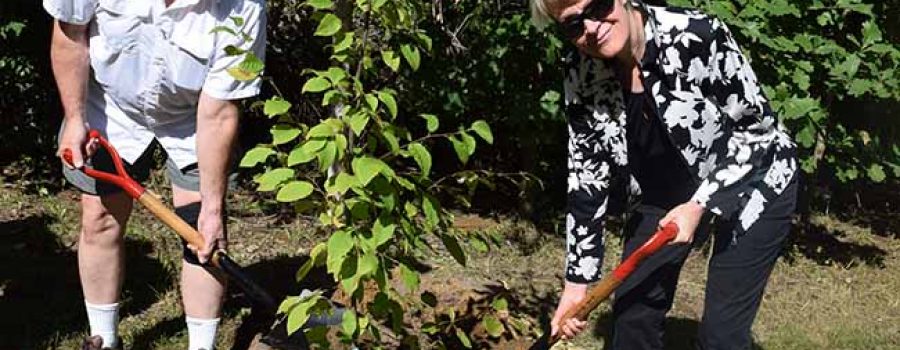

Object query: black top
[624,90,695,209]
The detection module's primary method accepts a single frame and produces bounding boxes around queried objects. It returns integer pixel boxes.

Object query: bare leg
[78,192,133,304]
[172,185,226,319]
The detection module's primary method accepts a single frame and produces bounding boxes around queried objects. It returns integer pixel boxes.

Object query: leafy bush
[666,0,900,186]
[0,3,58,188]
[236,0,515,347]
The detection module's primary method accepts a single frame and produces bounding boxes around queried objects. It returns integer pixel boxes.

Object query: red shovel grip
[62,130,146,199]
[611,222,679,281]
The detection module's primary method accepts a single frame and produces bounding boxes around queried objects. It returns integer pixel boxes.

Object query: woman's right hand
[550,281,589,340]
[57,119,89,169]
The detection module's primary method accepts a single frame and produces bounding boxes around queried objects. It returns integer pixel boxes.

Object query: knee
[80,210,125,247]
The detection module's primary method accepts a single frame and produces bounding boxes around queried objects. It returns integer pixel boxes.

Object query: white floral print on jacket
[564,3,798,284]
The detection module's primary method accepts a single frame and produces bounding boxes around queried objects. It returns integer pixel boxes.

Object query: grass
[1,180,899,349]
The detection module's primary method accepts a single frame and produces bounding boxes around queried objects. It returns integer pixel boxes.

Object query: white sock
[186,316,220,350]
[85,300,120,349]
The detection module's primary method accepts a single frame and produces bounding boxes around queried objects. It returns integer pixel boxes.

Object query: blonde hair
[530,0,634,30]
[530,0,563,30]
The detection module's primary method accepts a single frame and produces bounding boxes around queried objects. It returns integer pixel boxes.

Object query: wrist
[564,281,588,294]
[200,200,223,216]
[688,200,706,213]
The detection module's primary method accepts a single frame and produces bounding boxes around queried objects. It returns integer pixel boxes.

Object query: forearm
[196,93,239,214]
[50,20,90,122]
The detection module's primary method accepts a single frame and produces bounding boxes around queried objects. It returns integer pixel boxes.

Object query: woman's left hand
[659,201,705,244]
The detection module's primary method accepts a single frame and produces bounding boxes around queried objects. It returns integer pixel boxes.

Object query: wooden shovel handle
[550,222,679,345]
[137,191,209,258]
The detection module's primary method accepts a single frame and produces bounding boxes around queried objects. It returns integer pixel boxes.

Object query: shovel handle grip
[62,130,145,199]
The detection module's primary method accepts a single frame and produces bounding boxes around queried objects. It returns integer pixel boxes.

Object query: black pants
[610,180,797,350]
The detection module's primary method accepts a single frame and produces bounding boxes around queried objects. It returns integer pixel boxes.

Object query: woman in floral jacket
[531,0,799,348]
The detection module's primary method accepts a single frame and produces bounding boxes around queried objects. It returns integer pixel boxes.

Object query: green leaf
[229,16,244,27]
[420,114,439,133]
[371,0,388,11]
[286,296,318,334]
[801,155,818,174]
[335,133,348,161]
[303,136,327,151]
[399,263,420,292]
[381,50,401,72]
[482,315,504,338]
[371,219,395,248]
[377,91,398,119]
[461,132,477,156]
[847,79,871,97]
[337,172,358,191]
[888,162,900,178]
[323,67,347,85]
[227,53,264,81]
[296,243,326,282]
[364,94,379,111]
[796,123,816,148]
[471,237,488,252]
[348,112,370,136]
[862,21,883,45]
[340,256,361,295]
[834,55,861,79]
[306,0,333,10]
[449,136,470,164]
[287,145,317,166]
[317,141,337,170]
[224,45,245,56]
[868,164,886,182]
[357,251,378,277]
[256,168,295,192]
[264,97,292,117]
[408,142,432,176]
[271,124,302,145]
[781,97,819,121]
[381,128,401,153]
[315,13,342,37]
[307,123,337,139]
[277,296,302,315]
[327,230,354,270]
[456,328,472,348]
[333,32,354,52]
[491,297,508,311]
[400,44,421,71]
[240,147,275,168]
[422,194,440,229]
[341,309,357,337]
[470,120,493,144]
[415,32,433,52]
[276,181,314,202]
[302,77,331,93]
[209,26,237,36]
[352,156,387,186]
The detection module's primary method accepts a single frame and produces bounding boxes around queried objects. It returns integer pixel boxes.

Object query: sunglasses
[557,0,616,40]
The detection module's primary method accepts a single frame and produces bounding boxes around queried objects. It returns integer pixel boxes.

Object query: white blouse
[43,0,266,168]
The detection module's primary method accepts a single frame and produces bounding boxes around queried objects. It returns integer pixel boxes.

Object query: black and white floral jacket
[563,3,798,284]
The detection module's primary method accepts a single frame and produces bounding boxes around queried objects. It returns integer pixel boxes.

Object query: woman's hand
[659,201,705,244]
[551,282,589,340]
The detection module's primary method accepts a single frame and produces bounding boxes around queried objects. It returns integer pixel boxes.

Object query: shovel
[529,222,679,349]
[64,129,329,349]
